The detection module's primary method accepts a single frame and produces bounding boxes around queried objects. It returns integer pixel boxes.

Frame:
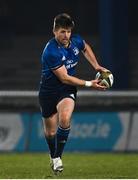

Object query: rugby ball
[95,71,114,88]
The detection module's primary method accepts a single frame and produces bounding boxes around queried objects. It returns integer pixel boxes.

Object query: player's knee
[59,113,71,128]
[45,129,56,137]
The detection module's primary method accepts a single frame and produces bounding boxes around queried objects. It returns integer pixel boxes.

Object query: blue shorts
[39,86,77,118]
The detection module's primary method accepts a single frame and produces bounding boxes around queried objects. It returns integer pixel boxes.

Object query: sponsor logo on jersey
[66,60,73,64]
[66,62,78,69]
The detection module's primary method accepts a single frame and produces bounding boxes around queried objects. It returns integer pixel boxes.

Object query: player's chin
[62,39,69,45]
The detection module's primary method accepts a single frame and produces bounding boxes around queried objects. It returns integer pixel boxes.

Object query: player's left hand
[95,65,110,73]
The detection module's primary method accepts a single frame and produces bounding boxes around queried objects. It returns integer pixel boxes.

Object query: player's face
[54,28,72,47]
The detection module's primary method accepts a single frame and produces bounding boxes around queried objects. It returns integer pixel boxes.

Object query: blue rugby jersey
[39,34,85,93]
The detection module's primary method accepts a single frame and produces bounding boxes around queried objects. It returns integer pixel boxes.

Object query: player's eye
[60,30,66,34]
[67,30,71,33]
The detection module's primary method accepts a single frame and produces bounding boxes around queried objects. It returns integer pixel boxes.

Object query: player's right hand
[91,79,107,90]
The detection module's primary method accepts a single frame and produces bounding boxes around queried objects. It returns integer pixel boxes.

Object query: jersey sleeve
[44,51,63,70]
[72,35,85,51]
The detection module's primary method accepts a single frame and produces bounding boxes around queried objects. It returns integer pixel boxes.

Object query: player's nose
[65,31,69,37]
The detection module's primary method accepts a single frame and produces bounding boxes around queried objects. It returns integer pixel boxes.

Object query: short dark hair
[53,13,74,30]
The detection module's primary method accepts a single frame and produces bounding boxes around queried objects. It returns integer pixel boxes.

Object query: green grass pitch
[0,152,138,179]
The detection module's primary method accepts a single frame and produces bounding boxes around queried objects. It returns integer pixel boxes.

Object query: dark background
[0,0,99,35]
[0,0,137,90]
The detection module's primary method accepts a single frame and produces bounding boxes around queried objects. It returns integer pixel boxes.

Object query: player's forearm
[60,74,107,89]
[53,65,94,87]
[60,74,86,87]
[53,66,106,89]
[53,65,92,87]
[83,43,100,70]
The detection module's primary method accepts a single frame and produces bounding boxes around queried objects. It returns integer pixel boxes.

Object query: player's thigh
[57,98,75,127]
[43,113,58,136]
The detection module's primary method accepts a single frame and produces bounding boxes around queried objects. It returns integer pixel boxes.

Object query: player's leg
[55,97,75,158]
[39,92,58,159]
[43,112,65,173]
[50,98,75,173]
[43,113,58,159]
[43,113,63,174]
[39,93,64,173]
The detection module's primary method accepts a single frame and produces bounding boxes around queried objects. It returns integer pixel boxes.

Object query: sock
[54,126,70,158]
[45,135,56,158]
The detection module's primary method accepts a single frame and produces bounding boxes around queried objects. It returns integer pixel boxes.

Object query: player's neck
[64,42,70,48]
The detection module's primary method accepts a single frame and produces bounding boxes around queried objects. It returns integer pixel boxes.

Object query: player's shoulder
[71,34,84,42]
[71,34,85,46]
[45,38,58,51]
[71,34,85,50]
[43,38,59,57]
